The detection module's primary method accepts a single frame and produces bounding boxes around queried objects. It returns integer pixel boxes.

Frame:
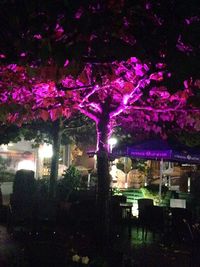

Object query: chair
[110,195,130,237]
[32,199,58,239]
[137,198,154,239]
[174,219,200,267]
[111,195,127,223]
[144,205,165,240]
[112,195,127,204]
[69,199,97,235]
[170,207,192,243]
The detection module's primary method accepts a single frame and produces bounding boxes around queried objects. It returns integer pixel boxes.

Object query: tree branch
[129,106,200,113]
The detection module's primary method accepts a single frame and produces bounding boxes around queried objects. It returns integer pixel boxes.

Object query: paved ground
[0,225,22,266]
[0,221,199,267]
[112,227,194,267]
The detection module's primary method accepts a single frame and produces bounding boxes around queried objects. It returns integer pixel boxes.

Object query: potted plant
[56,165,81,210]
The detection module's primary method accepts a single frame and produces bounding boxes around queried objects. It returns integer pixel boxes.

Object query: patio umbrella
[113,139,200,164]
[113,139,200,198]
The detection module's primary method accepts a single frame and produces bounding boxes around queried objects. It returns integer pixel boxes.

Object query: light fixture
[108,137,117,153]
[39,143,53,158]
[17,160,35,171]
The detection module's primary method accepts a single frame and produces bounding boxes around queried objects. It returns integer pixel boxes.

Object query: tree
[0,109,95,197]
[0,0,200,246]
[0,125,22,145]
[0,64,77,198]
[5,72,78,200]
[61,57,199,244]
[21,115,95,197]
[58,1,199,244]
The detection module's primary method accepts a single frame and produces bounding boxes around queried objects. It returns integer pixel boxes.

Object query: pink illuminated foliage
[58,58,199,151]
[0,0,200,242]
[0,0,199,158]
[0,65,74,125]
[0,0,199,157]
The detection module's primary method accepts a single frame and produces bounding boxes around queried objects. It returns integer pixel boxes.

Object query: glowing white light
[0,143,14,152]
[0,144,8,151]
[108,137,117,153]
[108,137,117,146]
[18,160,35,171]
[188,177,191,193]
[39,143,53,158]
[110,165,118,181]
[8,143,14,146]
[132,203,139,217]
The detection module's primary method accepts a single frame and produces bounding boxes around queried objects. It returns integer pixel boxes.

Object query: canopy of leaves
[0,0,199,146]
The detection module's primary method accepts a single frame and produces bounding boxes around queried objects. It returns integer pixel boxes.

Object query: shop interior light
[17,160,35,171]
[39,143,53,158]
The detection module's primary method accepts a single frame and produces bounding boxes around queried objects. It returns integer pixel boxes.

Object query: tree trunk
[49,119,62,199]
[96,116,112,247]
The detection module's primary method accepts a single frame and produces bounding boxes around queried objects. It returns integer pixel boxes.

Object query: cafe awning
[113,139,200,164]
